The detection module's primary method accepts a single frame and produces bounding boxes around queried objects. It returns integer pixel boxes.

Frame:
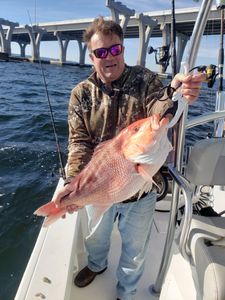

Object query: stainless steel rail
[167,164,193,259]
[186,110,225,129]
[151,0,214,295]
[215,92,225,137]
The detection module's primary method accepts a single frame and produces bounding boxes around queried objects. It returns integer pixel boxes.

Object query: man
[54,17,205,300]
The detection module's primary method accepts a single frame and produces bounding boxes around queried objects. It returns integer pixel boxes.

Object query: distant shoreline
[2,55,93,68]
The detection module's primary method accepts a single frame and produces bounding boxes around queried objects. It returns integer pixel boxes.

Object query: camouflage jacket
[66,65,177,179]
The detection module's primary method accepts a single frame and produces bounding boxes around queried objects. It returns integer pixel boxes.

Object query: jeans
[85,192,157,300]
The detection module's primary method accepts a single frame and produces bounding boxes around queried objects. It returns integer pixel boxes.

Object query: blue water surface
[0,61,91,300]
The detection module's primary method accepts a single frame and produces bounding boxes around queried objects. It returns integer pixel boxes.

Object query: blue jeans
[85,192,156,300]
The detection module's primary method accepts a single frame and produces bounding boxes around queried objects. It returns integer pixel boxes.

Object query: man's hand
[171,72,206,104]
[52,184,83,215]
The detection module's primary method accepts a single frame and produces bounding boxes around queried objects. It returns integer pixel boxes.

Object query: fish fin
[34,201,66,227]
[152,177,160,189]
[138,182,153,200]
[138,178,160,199]
[136,164,153,183]
[136,164,160,187]
[136,164,156,199]
[34,201,58,216]
[86,204,112,228]
[137,164,161,199]
[42,210,67,227]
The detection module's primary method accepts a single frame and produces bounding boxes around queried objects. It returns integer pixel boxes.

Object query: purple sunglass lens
[93,44,122,58]
[110,45,122,56]
[94,48,108,58]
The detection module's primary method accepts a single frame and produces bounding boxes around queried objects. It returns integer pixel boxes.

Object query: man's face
[89,32,125,86]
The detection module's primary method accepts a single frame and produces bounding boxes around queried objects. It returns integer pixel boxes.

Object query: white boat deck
[14,183,171,300]
[15,183,225,300]
[69,211,168,300]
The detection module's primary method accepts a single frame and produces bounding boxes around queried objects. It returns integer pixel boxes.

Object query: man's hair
[83,16,124,50]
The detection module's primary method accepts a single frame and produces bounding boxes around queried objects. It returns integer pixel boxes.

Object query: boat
[15,0,225,299]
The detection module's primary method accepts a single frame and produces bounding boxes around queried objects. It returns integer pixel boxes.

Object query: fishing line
[27,10,66,180]
[171,0,177,77]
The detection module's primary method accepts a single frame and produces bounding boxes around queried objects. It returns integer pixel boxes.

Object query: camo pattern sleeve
[66,84,95,178]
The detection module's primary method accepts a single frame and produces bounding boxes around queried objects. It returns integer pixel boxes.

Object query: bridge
[0,0,223,72]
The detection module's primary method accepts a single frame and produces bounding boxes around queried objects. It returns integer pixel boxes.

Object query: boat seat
[188,215,225,300]
[185,137,225,187]
[184,138,225,300]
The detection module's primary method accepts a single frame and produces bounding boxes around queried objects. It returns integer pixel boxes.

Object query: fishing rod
[27,10,66,180]
[218,7,224,92]
[148,0,177,74]
[38,59,66,180]
[148,45,170,72]
[171,0,177,77]
[215,0,225,137]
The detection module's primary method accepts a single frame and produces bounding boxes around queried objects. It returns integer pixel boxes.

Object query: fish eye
[132,126,139,132]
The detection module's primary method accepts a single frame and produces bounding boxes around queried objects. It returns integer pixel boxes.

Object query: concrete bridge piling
[24,25,46,62]
[0,18,19,56]
[136,13,158,67]
[0,1,223,72]
[106,0,135,31]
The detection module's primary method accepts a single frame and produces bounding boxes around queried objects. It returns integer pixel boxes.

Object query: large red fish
[34,114,172,226]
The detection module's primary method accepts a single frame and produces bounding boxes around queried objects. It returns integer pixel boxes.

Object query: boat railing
[150,0,215,295]
[180,109,225,253]
[151,109,225,296]
[186,110,225,130]
[167,164,193,259]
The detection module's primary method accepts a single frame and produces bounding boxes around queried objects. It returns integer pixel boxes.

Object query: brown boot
[74,266,107,287]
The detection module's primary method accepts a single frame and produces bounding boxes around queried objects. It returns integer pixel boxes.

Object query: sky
[0,0,221,73]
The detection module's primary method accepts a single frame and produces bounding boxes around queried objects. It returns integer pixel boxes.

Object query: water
[0,61,216,300]
[0,61,91,300]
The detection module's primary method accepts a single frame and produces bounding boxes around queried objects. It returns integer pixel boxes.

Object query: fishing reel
[216,0,225,9]
[148,45,171,72]
[189,64,218,88]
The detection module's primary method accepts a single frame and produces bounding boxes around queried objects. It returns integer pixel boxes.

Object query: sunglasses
[92,44,123,59]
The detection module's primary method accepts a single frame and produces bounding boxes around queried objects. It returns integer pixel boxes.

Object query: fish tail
[34,201,66,227]
[34,201,57,216]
